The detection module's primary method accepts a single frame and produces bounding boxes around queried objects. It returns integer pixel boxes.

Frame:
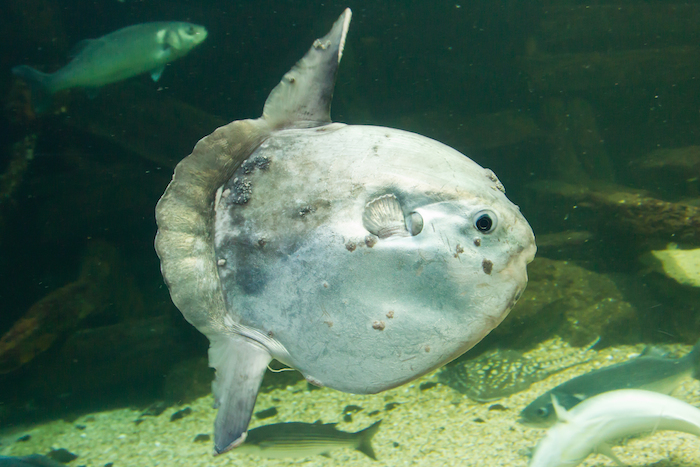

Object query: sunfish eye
[536,407,549,417]
[187,26,196,35]
[474,210,497,234]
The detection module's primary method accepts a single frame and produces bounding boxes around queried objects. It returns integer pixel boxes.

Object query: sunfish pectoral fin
[209,333,272,455]
[262,8,352,129]
[151,66,165,82]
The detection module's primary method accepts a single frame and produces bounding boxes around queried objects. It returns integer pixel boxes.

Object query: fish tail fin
[355,420,382,460]
[12,65,53,113]
[689,338,700,379]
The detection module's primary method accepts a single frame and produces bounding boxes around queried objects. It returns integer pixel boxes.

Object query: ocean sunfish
[155,8,536,454]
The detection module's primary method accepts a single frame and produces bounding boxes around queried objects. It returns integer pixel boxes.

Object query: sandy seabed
[2,339,699,467]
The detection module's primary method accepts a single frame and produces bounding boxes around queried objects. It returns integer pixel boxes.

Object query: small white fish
[529,389,700,467]
[12,22,207,111]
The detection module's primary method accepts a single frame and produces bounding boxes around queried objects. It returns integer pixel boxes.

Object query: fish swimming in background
[438,348,590,402]
[519,340,700,428]
[235,420,382,460]
[12,22,207,111]
[529,389,700,467]
[0,454,66,467]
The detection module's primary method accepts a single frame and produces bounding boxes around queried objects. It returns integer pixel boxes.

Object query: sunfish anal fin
[262,8,352,129]
[209,333,272,455]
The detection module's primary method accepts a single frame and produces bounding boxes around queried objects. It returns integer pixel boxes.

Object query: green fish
[519,340,700,428]
[12,22,207,111]
[235,420,382,460]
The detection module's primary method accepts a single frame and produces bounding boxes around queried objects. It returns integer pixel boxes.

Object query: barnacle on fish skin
[232,177,252,204]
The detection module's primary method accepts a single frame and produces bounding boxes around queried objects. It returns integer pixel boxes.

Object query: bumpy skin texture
[214,124,535,393]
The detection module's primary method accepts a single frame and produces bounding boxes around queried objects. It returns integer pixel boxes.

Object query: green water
[1,1,700,466]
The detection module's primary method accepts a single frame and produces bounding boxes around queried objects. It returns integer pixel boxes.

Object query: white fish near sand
[529,389,700,467]
[12,22,207,110]
[520,340,700,427]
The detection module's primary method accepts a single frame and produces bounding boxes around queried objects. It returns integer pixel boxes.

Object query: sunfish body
[155,8,536,455]
[237,421,381,460]
[520,340,700,427]
[529,389,700,467]
[12,22,207,110]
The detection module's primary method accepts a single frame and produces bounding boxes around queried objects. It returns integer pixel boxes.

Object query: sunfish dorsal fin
[262,8,351,129]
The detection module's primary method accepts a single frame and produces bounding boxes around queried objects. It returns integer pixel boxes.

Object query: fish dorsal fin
[363,194,410,239]
[262,8,351,129]
[551,394,572,423]
[68,39,95,58]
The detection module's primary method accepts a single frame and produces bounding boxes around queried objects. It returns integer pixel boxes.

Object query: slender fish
[529,389,700,467]
[235,420,382,459]
[520,340,700,427]
[12,22,207,111]
[0,454,66,467]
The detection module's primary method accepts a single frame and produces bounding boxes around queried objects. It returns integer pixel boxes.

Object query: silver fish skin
[235,420,381,460]
[12,22,207,107]
[519,340,700,428]
[529,389,700,467]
